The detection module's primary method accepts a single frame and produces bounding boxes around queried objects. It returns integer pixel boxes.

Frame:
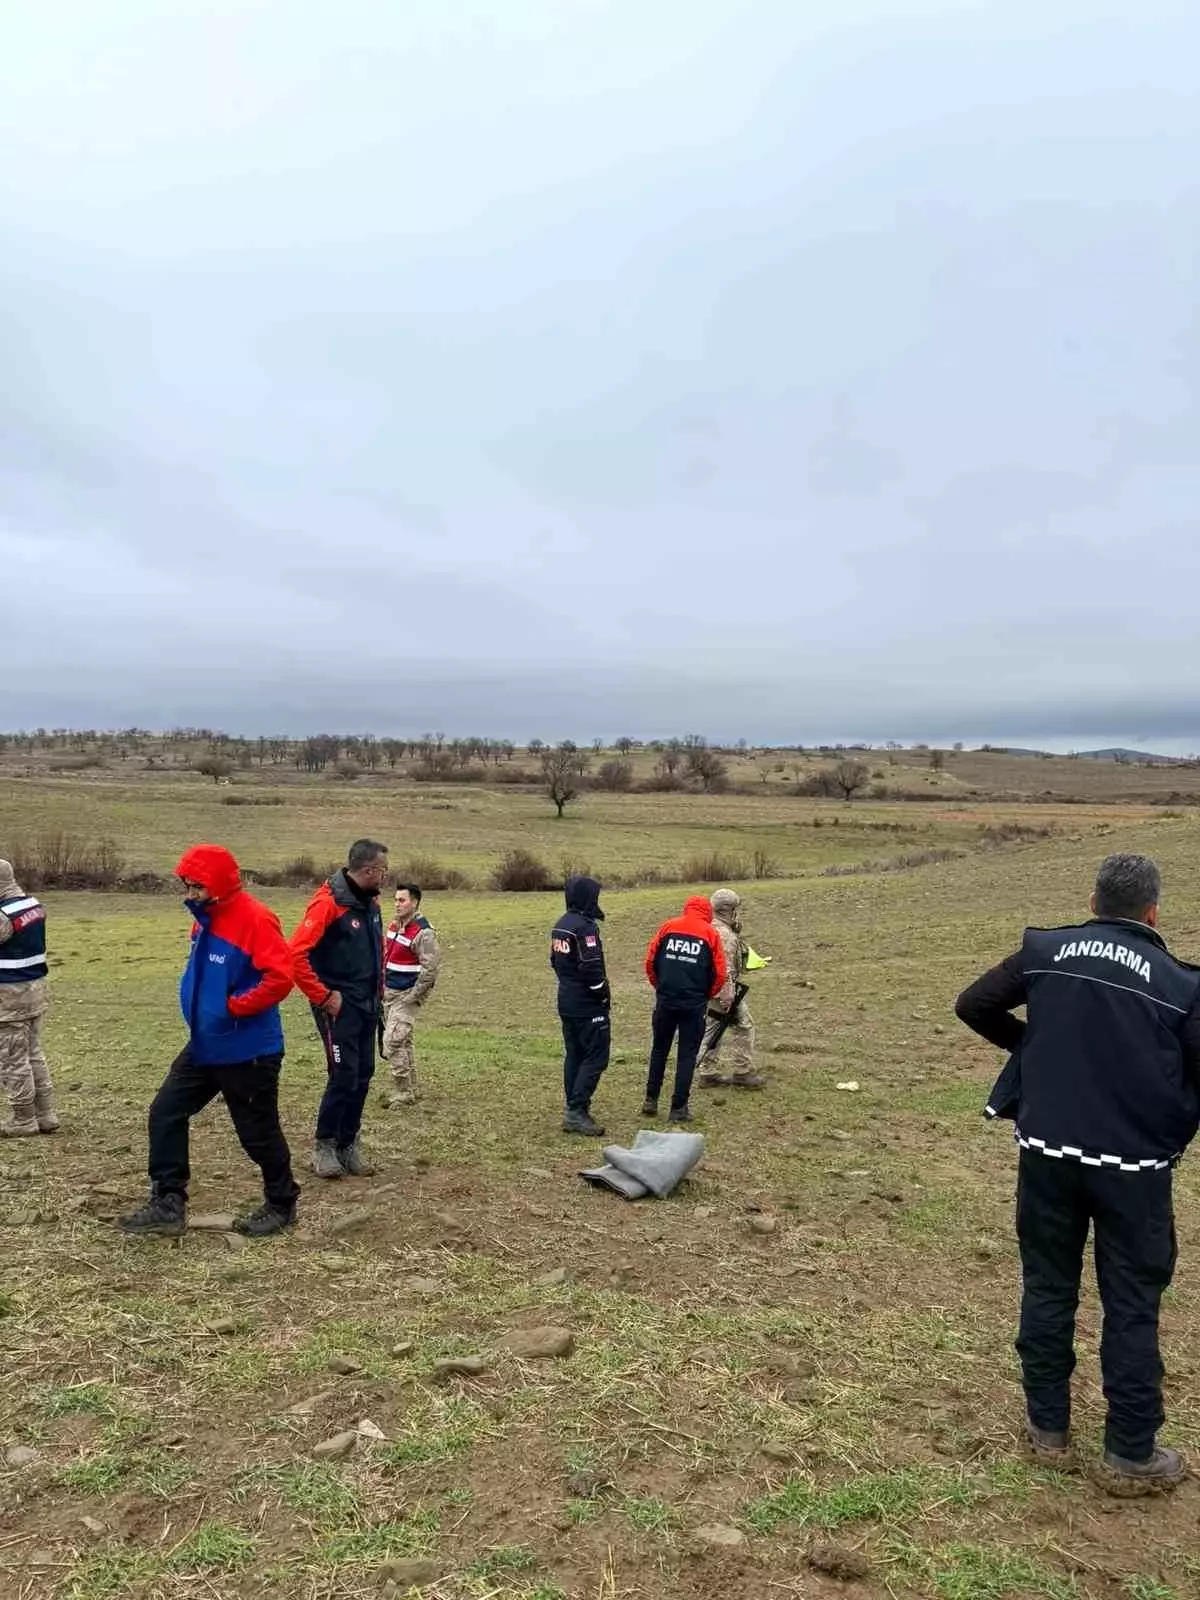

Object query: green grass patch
[234,1460,364,1525]
[37,1381,120,1419]
[467,1544,541,1578]
[166,1522,258,1574]
[319,1512,440,1566]
[744,1467,980,1534]
[622,1495,680,1534]
[62,1549,160,1600]
[918,1541,1078,1600]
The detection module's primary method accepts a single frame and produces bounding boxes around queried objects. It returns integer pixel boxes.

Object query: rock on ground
[502,1327,575,1360]
[312,1430,358,1461]
[692,1523,746,1550]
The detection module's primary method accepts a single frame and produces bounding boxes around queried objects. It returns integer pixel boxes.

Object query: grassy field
[3,775,1200,1599]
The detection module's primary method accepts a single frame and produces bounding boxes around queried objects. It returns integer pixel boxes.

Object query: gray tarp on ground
[580,1129,705,1201]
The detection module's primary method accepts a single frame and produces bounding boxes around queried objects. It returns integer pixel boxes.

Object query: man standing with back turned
[642,896,727,1123]
[292,840,387,1180]
[956,853,1200,1494]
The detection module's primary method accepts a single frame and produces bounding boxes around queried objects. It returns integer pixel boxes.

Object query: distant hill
[979,746,1188,764]
[1074,748,1188,765]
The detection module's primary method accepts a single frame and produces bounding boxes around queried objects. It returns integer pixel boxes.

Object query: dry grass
[4,791,1200,1597]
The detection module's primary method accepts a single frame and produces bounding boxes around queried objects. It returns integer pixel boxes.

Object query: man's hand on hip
[321,990,344,1018]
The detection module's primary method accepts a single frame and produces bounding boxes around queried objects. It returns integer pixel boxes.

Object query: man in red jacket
[642,896,729,1123]
[119,845,300,1238]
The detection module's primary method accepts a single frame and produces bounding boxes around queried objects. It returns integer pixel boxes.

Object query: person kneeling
[120,846,300,1239]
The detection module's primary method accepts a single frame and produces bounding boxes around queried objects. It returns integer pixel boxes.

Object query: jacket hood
[710,888,741,925]
[176,844,242,901]
[565,874,603,920]
[683,896,714,923]
[0,859,19,898]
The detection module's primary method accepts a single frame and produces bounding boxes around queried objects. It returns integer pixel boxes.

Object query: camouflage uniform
[698,888,760,1086]
[382,921,441,1104]
[0,861,58,1136]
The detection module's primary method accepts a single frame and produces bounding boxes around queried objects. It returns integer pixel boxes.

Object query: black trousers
[313,1003,378,1148]
[561,1013,610,1112]
[645,1002,707,1112]
[1016,1149,1177,1460]
[149,1047,299,1209]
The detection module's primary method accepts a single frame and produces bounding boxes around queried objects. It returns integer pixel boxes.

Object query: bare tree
[930,748,945,772]
[685,746,727,793]
[832,758,870,800]
[541,745,581,818]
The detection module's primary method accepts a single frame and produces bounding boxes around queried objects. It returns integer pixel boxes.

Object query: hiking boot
[338,1140,376,1177]
[234,1200,297,1237]
[1096,1446,1186,1497]
[562,1109,605,1137]
[731,1072,767,1090]
[119,1193,186,1237]
[0,1117,40,1138]
[1024,1419,1073,1467]
[668,1104,694,1124]
[34,1095,60,1133]
[311,1139,344,1180]
[697,1073,729,1088]
[641,1097,659,1118]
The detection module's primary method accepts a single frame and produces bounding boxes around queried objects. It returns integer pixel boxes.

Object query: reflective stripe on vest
[0,893,48,982]
[384,916,428,991]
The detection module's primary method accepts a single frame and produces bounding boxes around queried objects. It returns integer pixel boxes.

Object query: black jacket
[550,876,610,1019]
[292,869,384,1013]
[956,918,1200,1169]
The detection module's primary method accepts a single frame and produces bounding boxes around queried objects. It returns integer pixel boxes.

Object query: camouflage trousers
[0,1014,53,1123]
[699,999,756,1078]
[382,993,420,1099]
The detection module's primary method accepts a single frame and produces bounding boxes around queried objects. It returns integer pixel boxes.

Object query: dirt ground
[4,795,1200,1598]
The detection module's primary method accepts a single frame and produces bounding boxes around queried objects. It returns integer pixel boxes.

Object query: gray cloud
[3,0,1200,750]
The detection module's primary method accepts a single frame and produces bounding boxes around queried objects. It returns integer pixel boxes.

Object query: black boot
[119,1192,186,1237]
[563,1108,605,1136]
[234,1200,297,1238]
[668,1104,693,1124]
[641,1097,659,1118]
[1097,1446,1186,1496]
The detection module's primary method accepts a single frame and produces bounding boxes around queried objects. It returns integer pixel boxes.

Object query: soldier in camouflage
[697,888,764,1089]
[381,884,441,1107]
[0,858,59,1137]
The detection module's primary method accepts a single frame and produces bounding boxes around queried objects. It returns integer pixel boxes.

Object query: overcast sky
[3,0,1198,750]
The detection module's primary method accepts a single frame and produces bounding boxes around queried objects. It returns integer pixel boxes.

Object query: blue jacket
[178,844,294,1066]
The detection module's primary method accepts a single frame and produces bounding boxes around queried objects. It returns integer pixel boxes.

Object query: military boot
[1096,1446,1186,1496]
[34,1093,60,1133]
[697,1072,730,1088]
[234,1200,297,1237]
[338,1139,376,1177]
[731,1072,766,1090]
[119,1192,186,1237]
[0,1115,40,1138]
[311,1139,344,1180]
[383,1088,417,1108]
[562,1108,605,1137]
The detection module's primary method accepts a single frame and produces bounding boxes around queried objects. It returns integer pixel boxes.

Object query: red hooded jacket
[644,896,728,1008]
[176,845,294,1065]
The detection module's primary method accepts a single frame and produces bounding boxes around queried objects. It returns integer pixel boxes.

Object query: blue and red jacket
[177,844,293,1066]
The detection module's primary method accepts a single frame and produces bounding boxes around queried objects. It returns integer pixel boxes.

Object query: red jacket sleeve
[706,928,728,998]
[228,906,295,1016]
[289,889,340,1005]
[644,928,663,988]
